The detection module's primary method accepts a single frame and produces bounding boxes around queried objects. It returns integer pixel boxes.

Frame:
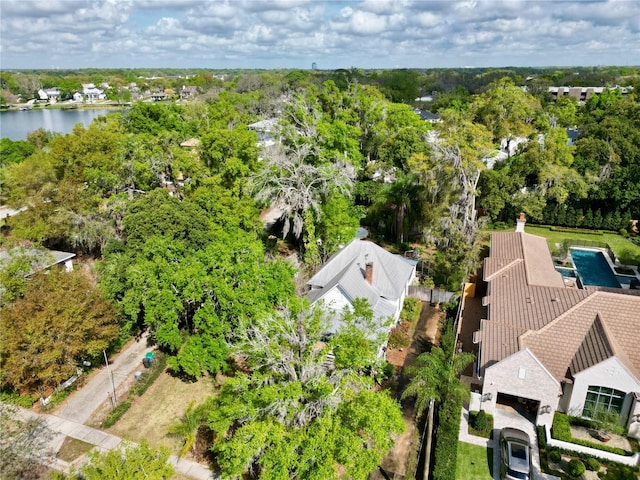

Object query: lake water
[0,108,125,140]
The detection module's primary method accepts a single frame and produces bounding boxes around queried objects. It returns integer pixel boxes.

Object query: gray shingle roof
[306,239,416,321]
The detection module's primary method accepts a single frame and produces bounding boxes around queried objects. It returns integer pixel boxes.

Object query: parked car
[500,427,532,480]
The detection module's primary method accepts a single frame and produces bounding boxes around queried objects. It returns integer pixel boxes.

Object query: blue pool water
[556,267,577,278]
[570,249,621,288]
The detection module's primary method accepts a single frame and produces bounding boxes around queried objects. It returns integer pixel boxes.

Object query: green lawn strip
[455,442,493,480]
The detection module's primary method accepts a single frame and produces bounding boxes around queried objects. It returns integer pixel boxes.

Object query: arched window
[582,386,625,418]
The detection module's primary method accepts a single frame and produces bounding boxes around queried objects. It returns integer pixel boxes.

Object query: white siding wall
[569,357,640,431]
[482,349,561,427]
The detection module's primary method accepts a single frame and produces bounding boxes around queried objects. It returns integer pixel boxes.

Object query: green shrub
[585,457,600,471]
[552,413,631,456]
[433,397,462,480]
[102,401,132,428]
[401,297,422,323]
[0,390,37,408]
[552,412,572,440]
[472,410,489,431]
[537,425,548,449]
[567,458,585,477]
[549,450,562,463]
[387,322,411,349]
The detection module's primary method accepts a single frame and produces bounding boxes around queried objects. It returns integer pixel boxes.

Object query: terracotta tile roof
[568,314,614,378]
[521,292,640,381]
[476,231,640,382]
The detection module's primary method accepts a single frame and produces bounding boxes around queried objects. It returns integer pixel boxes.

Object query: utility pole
[103,350,117,407]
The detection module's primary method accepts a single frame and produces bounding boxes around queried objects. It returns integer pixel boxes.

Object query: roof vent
[551,297,559,302]
[526,297,534,304]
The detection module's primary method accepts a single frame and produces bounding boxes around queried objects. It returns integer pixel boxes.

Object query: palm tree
[168,400,207,458]
[402,325,474,419]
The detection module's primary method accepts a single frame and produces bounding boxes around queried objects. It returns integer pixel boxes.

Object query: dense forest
[1,67,639,479]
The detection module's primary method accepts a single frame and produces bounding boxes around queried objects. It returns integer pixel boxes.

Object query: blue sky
[1,0,639,70]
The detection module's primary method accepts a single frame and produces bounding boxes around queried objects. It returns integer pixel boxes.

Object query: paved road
[14,408,216,479]
[54,332,153,424]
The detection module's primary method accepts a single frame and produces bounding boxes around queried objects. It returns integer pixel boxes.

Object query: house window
[582,386,625,417]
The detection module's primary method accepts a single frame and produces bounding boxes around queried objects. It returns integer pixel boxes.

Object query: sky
[1,0,639,70]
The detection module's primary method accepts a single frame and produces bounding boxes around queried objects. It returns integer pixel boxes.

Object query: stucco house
[472,215,640,438]
[306,239,417,334]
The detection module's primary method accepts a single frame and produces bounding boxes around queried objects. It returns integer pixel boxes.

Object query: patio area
[570,425,633,451]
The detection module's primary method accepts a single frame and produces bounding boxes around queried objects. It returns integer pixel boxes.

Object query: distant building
[179,86,199,100]
[80,83,106,102]
[413,108,441,123]
[248,118,279,148]
[312,62,318,70]
[548,85,632,102]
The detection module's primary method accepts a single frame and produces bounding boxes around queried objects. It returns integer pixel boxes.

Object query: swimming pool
[570,248,621,289]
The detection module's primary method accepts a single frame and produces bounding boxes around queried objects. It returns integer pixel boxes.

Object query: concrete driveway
[493,408,560,480]
[54,332,153,424]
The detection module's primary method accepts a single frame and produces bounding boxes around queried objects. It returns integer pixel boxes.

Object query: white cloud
[0,0,638,69]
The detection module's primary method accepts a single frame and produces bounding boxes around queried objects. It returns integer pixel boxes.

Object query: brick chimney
[365,262,373,284]
[516,212,526,233]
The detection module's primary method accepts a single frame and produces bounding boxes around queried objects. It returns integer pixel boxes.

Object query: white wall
[569,357,640,431]
[482,349,561,427]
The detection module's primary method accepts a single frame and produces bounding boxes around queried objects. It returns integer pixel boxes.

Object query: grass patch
[455,442,493,480]
[56,437,94,462]
[525,225,640,266]
[108,370,216,455]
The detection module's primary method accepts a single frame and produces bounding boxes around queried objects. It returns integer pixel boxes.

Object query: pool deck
[564,247,640,290]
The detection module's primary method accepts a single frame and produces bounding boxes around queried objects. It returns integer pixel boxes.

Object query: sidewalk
[16,408,216,479]
[54,332,153,424]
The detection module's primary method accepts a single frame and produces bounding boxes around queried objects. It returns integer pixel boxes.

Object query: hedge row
[432,397,462,480]
[549,226,604,235]
[552,413,631,456]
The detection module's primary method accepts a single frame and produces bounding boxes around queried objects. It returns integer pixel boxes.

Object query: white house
[306,239,417,334]
[81,83,106,102]
[472,215,640,438]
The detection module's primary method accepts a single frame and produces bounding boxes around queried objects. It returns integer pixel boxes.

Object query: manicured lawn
[484,225,640,266]
[456,442,493,480]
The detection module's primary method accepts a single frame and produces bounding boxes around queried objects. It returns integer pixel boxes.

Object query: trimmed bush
[552,413,631,456]
[549,450,562,463]
[433,397,462,480]
[567,458,585,477]
[472,410,489,431]
[585,457,600,471]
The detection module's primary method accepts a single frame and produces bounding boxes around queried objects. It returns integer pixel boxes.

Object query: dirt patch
[105,371,216,454]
